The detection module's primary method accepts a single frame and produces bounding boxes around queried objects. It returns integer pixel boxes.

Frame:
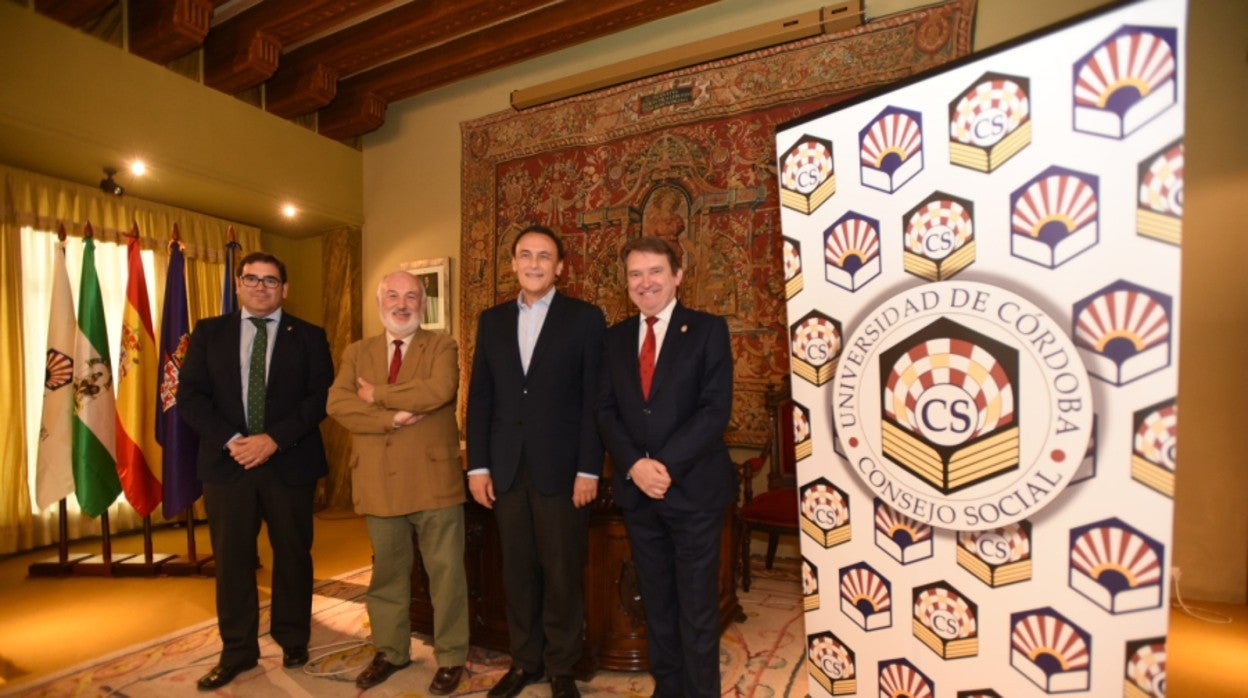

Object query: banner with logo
[775,1,1183,696]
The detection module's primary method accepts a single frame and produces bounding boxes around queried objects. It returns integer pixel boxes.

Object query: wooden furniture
[738,381,800,592]
[409,465,742,673]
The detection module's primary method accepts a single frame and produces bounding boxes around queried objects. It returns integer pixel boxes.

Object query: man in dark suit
[178,251,333,691]
[597,236,735,698]
[467,225,606,698]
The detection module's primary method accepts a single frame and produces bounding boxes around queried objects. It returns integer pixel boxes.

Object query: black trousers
[623,502,724,698]
[203,466,315,666]
[492,456,589,675]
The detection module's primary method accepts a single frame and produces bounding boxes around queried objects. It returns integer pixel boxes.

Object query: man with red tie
[326,270,468,694]
[597,236,736,698]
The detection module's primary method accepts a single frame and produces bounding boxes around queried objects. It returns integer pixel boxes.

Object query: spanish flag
[114,225,162,517]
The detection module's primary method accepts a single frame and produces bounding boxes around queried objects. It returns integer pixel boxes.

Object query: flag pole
[70,223,131,576]
[114,222,177,576]
[197,227,240,578]
[29,502,94,575]
[30,225,91,576]
[157,224,212,576]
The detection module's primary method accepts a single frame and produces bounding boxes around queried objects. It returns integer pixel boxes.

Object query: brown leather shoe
[428,665,464,695]
[355,652,409,690]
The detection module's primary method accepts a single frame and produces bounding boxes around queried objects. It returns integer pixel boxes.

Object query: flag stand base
[28,553,92,577]
[162,554,214,577]
[113,553,179,577]
[72,554,136,576]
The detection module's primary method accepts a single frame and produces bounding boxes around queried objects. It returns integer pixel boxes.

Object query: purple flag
[156,238,200,516]
[221,237,241,314]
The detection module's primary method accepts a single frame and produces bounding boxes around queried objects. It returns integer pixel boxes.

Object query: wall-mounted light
[99,167,124,196]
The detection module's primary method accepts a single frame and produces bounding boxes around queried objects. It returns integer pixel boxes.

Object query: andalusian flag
[35,229,76,511]
[157,233,200,517]
[114,228,162,517]
[72,231,122,517]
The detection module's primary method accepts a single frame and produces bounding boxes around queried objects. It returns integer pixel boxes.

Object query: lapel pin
[681,324,688,333]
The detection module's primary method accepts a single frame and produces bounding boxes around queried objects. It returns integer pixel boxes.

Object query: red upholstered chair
[738,381,798,592]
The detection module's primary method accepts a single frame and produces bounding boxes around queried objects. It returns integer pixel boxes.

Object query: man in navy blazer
[178,252,333,691]
[597,236,735,698]
[467,225,606,698]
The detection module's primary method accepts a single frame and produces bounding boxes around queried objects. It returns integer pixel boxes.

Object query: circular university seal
[832,281,1093,531]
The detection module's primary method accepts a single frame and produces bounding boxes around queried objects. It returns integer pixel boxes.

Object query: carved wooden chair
[738,380,799,592]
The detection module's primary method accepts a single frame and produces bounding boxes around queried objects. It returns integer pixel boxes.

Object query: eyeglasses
[240,274,283,289]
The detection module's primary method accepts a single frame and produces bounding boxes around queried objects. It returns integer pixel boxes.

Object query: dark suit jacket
[597,302,736,511]
[178,310,332,486]
[466,291,606,495]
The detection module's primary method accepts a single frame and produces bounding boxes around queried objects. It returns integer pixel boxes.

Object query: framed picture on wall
[400,257,450,332]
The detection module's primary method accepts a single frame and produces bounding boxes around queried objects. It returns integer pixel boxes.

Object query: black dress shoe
[429,665,464,695]
[196,662,257,691]
[488,665,542,697]
[282,646,309,668]
[355,652,409,690]
[551,675,581,698]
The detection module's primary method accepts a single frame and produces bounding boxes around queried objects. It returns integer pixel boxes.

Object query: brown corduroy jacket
[327,329,464,517]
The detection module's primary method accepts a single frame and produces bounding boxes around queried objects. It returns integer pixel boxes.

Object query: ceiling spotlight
[99,167,124,196]
[281,204,298,218]
[129,160,147,176]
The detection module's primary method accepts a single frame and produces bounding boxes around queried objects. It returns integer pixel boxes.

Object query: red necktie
[388,339,403,384]
[639,316,658,399]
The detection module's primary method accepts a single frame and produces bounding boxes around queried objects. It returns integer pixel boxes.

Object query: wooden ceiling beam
[203,0,391,95]
[210,0,397,46]
[28,0,732,142]
[319,0,719,139]
[267,0,549,119]
[316,91,386,142]
[129,0,214,65]
[203,29,281,93]
[266,63,340,119]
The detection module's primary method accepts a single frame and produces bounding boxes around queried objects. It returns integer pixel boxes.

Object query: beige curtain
[318,226,362,510]
[0,164,261,554]
[0,182,32,551]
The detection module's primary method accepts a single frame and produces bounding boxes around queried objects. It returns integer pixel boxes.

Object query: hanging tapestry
[460,0,977,445]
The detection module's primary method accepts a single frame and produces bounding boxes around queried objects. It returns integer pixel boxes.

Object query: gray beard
[380,312,420,337]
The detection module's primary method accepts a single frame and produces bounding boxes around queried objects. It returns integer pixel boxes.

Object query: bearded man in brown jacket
[326,270,468,695]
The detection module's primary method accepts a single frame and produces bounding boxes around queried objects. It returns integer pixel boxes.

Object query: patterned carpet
[13,557,804,697]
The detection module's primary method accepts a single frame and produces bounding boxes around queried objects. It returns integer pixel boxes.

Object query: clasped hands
[630,457,671,500]
[356,376,424,429]
[228,434,277,469]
